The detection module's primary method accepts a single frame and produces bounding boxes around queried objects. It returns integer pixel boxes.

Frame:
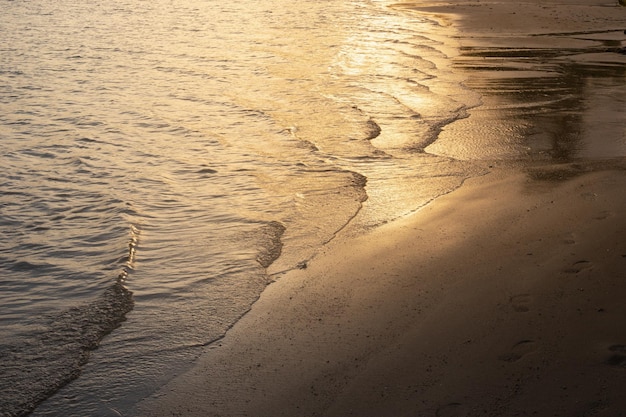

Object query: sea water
[1,1,478,414]
[1,0,624,416]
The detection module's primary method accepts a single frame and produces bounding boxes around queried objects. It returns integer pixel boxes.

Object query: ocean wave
[0,281,133,417]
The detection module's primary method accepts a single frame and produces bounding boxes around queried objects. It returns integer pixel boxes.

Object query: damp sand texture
[138,0,626,416]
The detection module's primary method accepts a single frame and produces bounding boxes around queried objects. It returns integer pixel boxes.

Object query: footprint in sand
[562,232,577,245]
[605,345,626,368]
[593,210,614,221]
[435,402,464,417]
[510,294,532,312]
[580,399,609,417]
[499,340,537,363]
[563,260,593,274]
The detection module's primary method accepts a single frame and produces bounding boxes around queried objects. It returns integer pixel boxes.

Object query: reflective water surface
[429,28,626,162]
[1,0,624,416]
[1,1,477,415]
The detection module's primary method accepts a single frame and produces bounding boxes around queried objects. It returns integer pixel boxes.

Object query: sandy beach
[138,166,626,417]
[138,1,626,416]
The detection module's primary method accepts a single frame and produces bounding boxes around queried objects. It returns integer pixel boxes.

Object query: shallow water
[1,0,477,415]
[429,29,626,162]
[1,0,624,416]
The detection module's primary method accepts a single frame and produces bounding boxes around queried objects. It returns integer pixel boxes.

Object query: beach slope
[139,165,626,417]
[138,1,626,416]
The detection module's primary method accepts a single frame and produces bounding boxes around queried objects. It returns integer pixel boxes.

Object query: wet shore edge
[137,163,626,416]
[137,2,626,416]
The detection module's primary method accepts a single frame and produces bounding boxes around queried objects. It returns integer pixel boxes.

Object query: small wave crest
[255,221,286,269]
[0,224,138,417]
[118,224,139,282]
[0,281,134,417]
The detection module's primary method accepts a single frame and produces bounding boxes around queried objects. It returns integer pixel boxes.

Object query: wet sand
[138,1,626,416]
[138,166,626,417]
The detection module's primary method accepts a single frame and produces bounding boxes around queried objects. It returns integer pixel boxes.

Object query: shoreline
[138,165,626,416]
[137,1,626,416]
